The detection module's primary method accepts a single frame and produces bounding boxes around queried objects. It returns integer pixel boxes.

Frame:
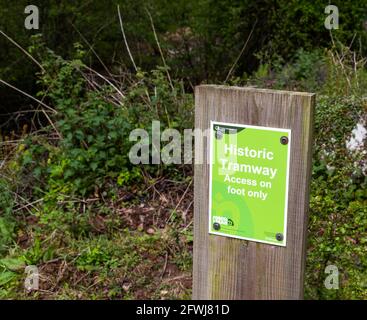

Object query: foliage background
[0,0,366,299]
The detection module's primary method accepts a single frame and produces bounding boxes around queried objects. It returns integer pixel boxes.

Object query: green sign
[209,121,291,246]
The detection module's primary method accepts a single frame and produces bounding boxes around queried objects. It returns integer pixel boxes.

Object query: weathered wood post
[193,85,315,300]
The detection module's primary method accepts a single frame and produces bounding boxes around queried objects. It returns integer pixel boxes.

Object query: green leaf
[90,162,98,171]
[0,271,17,286]
[0,258,25,272]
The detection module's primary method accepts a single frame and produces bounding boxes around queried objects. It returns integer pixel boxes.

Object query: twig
[70,22,114,79]
[145,8,174,125]
[181,220,193,232]
[41,109,62,139]
[0,110,54,116]
[0,79,61,138]
[166,179,192,223]
[14,198,44,213]
[81,73,121,106]
[73,271,90,286]
[329,33,352,91]
[162,274,191,283]
[53,260,68,290]
[160,251,169,280]
[0,139,25,145]
[181,199,193,225]
[117,5,138,72]
[6,188,40,213]
[0,30,45,73]
[57,198,100,205]
[143,176,165,193]
[225,19,257,82]
[87,278,103,290]
[0,79,57,114]
[43,258,63,265]
[83,66,125,99]
[145,8,174,92]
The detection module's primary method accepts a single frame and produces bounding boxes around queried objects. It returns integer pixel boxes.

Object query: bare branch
[0,79,57,114]
[0,30,45,73]
[145,8,174,92]
[117,5,138,72]
[225,19,257,82]
[82,66,125,100]
[70,21,114,79]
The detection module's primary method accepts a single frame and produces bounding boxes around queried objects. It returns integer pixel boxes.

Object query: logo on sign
[213,216,234,226]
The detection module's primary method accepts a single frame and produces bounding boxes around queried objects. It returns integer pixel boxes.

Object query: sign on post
[193,86,315,300]
[209,122,291,246]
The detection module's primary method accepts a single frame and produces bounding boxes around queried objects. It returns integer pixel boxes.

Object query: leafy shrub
[23,38,193,199]
[0,179,16,254]
[4,38,193,245]
[248,49,326,92]
[305,95,367,299]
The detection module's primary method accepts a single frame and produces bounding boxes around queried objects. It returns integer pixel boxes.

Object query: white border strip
[208,120,291,247]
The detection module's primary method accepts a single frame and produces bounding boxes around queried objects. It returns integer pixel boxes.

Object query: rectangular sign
[209,121,291,246]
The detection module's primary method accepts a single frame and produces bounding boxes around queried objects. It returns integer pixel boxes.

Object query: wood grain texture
[193,85,315,300]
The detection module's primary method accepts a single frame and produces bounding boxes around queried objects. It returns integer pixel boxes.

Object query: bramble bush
[22,37,193,197]
[305,95,367,299]
[0,37,194,298]
[5,38,193,243]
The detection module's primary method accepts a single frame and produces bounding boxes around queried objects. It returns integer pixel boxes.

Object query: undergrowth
[0,37,366,299]
[0,37,193,299]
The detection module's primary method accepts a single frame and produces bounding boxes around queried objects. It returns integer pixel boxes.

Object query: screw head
[213,222,221,231]
[276,233,284,241]
[280,136,289,145]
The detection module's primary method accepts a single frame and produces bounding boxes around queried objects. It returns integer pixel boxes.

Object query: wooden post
[193,85,315,300]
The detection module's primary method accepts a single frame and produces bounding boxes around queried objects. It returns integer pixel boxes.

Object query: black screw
[213,222,221,231]
[276,233,284,241]
[280,136,289,145]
